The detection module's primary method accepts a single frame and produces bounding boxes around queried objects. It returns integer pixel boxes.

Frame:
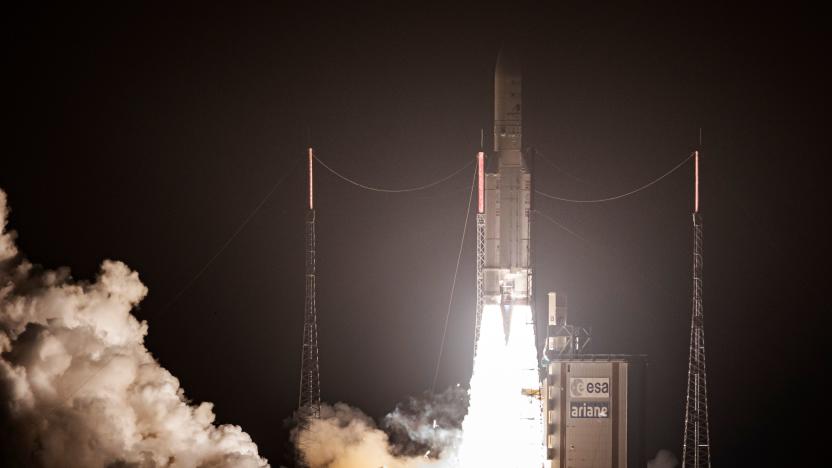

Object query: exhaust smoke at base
[0,189,268,468]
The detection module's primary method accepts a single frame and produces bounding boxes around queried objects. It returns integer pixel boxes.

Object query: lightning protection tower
[682,150,711,467]
[473,150,485,356]
[298,147,321,420]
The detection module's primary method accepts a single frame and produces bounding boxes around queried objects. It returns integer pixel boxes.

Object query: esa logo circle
[570,378,609,397]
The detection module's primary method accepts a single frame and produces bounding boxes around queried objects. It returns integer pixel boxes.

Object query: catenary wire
[431,163,477,393]
[535,150,593,185]
[157,159,302,316]
[535,152,694,203]
[532,209,591,243]
[314,155,473,193]
[53,159,301,408]
[533,205,688,307]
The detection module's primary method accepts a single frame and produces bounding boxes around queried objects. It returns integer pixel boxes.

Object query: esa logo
[569,378,610,399]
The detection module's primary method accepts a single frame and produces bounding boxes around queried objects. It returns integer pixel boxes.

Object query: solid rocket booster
[484,47,532,340]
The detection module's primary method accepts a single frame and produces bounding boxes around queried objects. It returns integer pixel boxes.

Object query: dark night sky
[3,3,828,466]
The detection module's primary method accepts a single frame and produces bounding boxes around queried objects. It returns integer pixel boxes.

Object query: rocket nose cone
[495,44,522,78]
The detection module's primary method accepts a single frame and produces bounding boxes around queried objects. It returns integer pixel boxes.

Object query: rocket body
[484,48,532,340]
[460,48,545,468]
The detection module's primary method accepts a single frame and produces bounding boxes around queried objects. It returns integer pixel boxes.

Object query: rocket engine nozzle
[500,284,514,343]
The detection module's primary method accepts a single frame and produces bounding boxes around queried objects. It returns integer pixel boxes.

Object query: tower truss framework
[474,151,486,356]
[299,147,321,420]
[682,151,711,467]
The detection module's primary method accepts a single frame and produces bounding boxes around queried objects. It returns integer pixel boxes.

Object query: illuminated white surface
[458,305,544,467]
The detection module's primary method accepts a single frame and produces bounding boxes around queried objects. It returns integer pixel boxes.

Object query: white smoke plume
[294,403,416,468]
[0,189,268,467]
[383,386,466,458]
[647,449,679,468]
[293,390,466,468]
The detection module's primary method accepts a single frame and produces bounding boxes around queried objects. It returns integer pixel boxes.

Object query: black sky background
[3,3,828,466]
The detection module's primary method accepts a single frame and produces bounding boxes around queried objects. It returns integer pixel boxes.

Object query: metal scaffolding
[682,151,711,467]
[473,151,485,356]
[474,213,485,354]
[298,147,321,420]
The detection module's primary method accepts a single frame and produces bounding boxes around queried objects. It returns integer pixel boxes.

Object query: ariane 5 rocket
[482,47,532,341]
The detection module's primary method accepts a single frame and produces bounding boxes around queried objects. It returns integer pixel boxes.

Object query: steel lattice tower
[298,147,321,420]
[473,151,485,355]
[682,150,711,467]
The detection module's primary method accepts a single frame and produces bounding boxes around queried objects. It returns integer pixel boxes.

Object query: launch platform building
[541,293,646,468]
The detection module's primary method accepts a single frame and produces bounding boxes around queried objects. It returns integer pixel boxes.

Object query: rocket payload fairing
[483,47,532,341]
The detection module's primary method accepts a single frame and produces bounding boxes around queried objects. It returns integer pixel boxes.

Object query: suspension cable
[532,209,590,243]
[535,150,593,185]
[535,152,694,203]
[533,206,689,307]
[51,159,301,410]
[314,155,473,193]
[431,163,477,393]
[157,159,302,316]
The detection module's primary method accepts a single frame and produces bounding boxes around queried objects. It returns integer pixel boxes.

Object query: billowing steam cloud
[294,403,418,468]
[383,386,466,459]
[647,449,679,468]
[0,190,268,467]
[292,388,466,468]
[293,403,458,468]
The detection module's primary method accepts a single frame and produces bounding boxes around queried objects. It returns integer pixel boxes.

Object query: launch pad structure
[541,292,646,468]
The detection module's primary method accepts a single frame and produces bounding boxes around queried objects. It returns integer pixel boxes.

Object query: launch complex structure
[295,48,713,468]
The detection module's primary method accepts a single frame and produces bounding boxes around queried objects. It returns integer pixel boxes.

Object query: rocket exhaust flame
[458,304,544,467]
